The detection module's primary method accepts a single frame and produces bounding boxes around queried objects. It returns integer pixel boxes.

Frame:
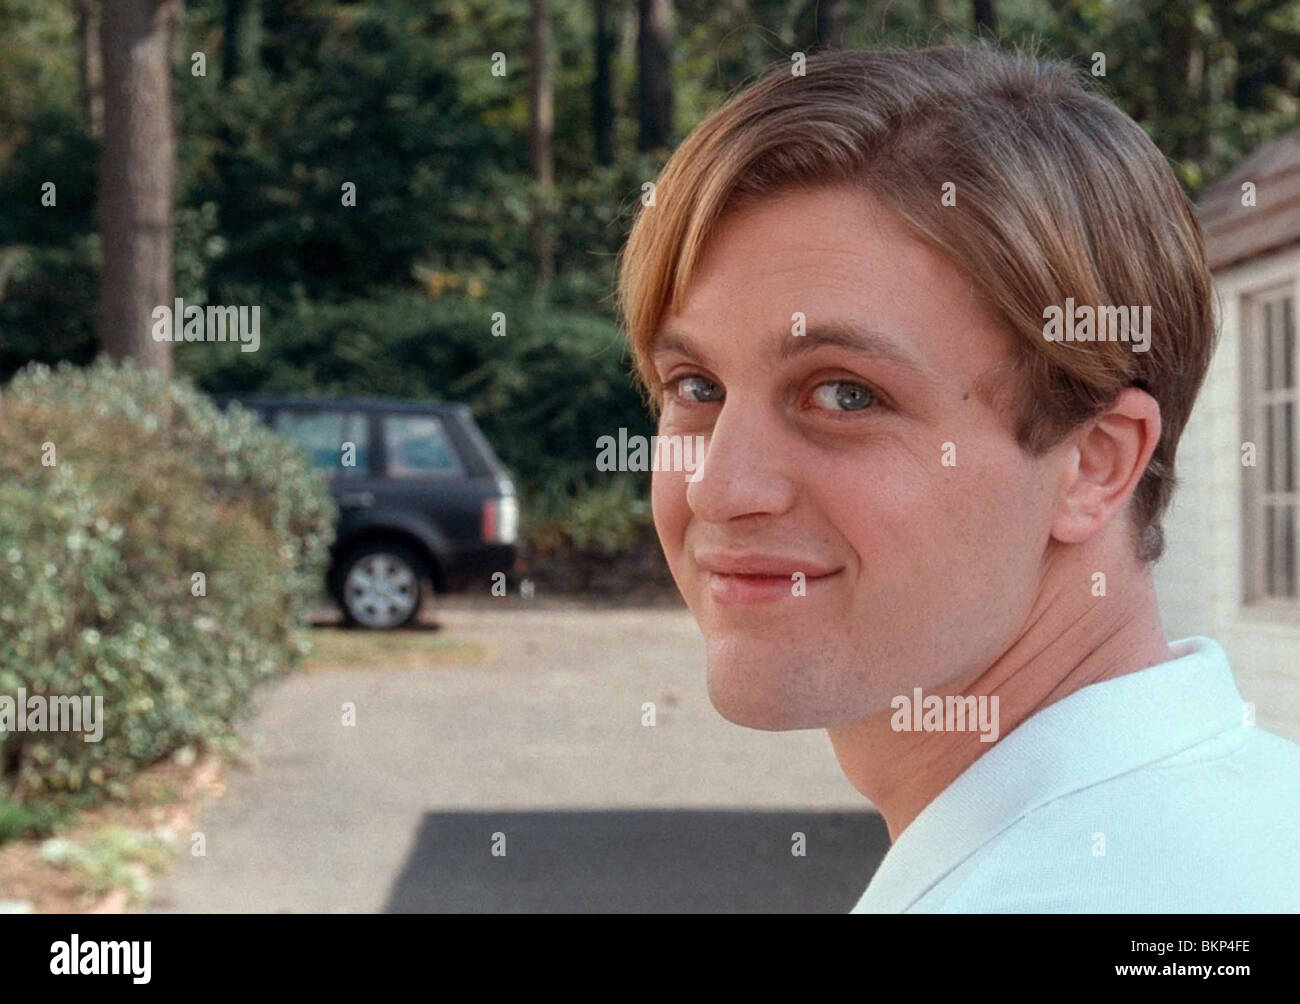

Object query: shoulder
[916,725,1300,913]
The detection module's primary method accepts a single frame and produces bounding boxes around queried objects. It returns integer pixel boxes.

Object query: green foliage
[526,477,652,556]
[0,104,99,377]
[40,826,175,904]
[179,286,657,501]
[0,0,77,165]
[184,0,521,300]
[0,796,64,845]
[0,105,96,248]
[0,240,99,378]
[0,358,336,804]
[2,0,1299,575]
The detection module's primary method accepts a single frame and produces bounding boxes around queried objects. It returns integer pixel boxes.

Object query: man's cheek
[650,466,674,514]
[650,471,688,562]
[937,454,1031,563]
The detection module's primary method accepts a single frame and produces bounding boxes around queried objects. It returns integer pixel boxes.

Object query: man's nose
[684,404,798,523]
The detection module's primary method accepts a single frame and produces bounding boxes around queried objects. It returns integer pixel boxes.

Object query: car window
[384,414,463,477]
[274,409,370,476]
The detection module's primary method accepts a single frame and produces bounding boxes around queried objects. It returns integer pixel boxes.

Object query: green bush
[181,286,657,502]
[180,286,665,585]
[0,358,335,805]
[525,477,652,557]
[0,796,64,846]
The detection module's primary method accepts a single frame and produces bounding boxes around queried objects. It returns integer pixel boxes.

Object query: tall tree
[77,0,103,139]
[795,0,847,52]
[972,0,997,35]
[529,0,555,285]
[592,0,616,167]
[923,0,952,19]
[636,0,672,151]
[222,0,262,86]
[97,0,179,376]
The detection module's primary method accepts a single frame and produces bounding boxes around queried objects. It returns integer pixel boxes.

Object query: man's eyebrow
[652,321,934,382]
[650,328,701,362]
[778,322,928,375]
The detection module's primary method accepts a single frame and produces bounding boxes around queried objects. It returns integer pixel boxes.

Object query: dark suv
[215,394,519,628]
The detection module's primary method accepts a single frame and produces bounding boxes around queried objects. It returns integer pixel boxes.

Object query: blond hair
[616,43,1216,563]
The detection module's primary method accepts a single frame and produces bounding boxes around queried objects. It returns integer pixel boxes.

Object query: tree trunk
[972,0,998,35]
[1161,6,1198,163]
[78,0,104,139]
[592,0,615,167]
[795,0,847,52]
[98,0,179,376]
[222,0,262,85]
[922,0,952,21]
[529,0,555,287]
[636,0,672,151]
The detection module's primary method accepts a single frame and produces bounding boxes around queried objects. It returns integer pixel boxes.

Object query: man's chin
[705,659,834,731]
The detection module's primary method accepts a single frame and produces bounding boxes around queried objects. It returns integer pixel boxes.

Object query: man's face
[650,185,1063,731]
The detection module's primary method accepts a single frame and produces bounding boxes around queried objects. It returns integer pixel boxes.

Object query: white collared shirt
[851,636,1300,913]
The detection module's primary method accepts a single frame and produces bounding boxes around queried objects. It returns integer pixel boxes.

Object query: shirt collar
[853,636,1245,913]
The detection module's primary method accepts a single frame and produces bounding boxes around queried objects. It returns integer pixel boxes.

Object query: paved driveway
[147,602,886,913]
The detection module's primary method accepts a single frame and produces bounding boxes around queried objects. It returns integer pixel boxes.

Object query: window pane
[1286,401,1296,494]
[1264,404,1274,493]
[384,414,462,477]
[1265,504,1276,596]
[274,409,370,475]
[1283,297,1295,390]
[1264,301,1276,391]
[1284,297,1294,387]
[1287,505,1297,598]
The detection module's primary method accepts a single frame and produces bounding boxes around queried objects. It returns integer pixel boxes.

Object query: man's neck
[826,544,1171,842]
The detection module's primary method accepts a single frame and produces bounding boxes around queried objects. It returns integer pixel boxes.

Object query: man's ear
[1051,387,1162,546]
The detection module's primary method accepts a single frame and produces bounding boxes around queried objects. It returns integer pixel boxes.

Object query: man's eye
[670,375,724,403]
[810,381,875,412]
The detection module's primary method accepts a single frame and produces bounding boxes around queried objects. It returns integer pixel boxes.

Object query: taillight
[482,496,518,544]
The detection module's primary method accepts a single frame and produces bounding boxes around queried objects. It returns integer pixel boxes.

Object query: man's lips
[694,552,844,605]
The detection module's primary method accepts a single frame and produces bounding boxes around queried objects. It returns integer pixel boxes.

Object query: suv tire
[334,544,427,629]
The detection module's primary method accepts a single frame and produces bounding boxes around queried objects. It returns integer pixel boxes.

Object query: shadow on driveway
[383,808,889,913]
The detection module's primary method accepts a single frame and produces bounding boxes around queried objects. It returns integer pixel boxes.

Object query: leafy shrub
[181,287,657,503]
[0,107,100,384]
[182,287,667,590]
[0,358,335,804]
[0,797,64,846]
[40,827,175,905]
[518,478,676,597]
[525,477,652,557]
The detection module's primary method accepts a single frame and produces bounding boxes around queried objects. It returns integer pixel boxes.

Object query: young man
[616,43,1300,912]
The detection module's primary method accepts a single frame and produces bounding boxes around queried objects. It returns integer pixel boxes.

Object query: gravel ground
[147,602,885,913]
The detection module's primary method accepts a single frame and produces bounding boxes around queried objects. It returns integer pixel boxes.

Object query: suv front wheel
[336,545,426,629]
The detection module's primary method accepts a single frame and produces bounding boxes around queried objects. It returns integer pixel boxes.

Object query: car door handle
[339,491,374,508]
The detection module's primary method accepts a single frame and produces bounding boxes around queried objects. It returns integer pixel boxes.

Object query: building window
[1244,287,1298,604]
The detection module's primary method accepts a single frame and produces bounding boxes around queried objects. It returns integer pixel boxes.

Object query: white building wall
[1154,242,1300,741]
